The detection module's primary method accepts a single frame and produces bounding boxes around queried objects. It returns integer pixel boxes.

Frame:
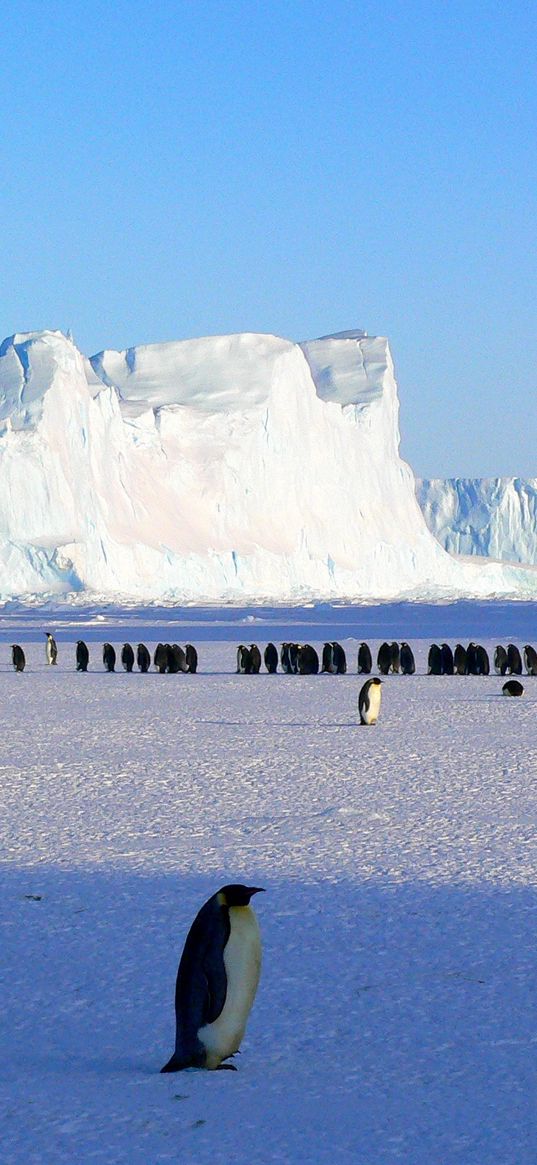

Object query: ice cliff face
[0,327,535,601]
[417,478,537,567]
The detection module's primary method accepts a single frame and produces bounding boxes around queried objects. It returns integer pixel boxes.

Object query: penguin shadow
[197,719,361,728]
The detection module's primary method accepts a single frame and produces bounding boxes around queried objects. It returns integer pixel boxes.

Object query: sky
[1,0,536,478]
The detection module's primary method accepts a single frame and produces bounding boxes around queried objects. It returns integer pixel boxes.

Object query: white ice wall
[0,327,536,601]
[418,478,537,567]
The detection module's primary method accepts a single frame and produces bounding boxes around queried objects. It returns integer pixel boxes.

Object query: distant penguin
[357,642,372,674]
[264,643,278,673]
[185,644,198,674]
[161,883,264,1072]
[506,644,522,675]
[502,679,524,697]
[400,642,415,675]
[322,643,335,673]
[440,643,454,676]
[154,643,168,673]
[11,645,25,672]
[331,642,347,674]
[297,644,319,675]
[428,644,442,675]
[121,643,135,673]
[454,644,467,675]
[103,643,116,672]
[377,642,392,676]
[237,645,253,674]
[249,645,262,674]
[466,643,479,676]
[524,645,537,676]
[76,640,89,672]
[45,632,58,665]
[137,643,151,673]
[475,644,490,676]
[281,643,298,674]
[358,677,382,725]
[494,645,508,675]
[168,644,188,673]
[390,642,400,674]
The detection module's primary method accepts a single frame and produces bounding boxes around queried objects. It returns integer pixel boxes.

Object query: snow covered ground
[2,603,536,1164]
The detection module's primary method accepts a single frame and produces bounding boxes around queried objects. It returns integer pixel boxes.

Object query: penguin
[454,644,467,675]
[494,645,508,675]
[185,644,198,674]
[281,643,298,674]
[466,643,478,676]
[121,643,135,673]
[524,645,537,676]
[322,643,335,673]
[440,643,454,676]
[137,643,151,673]
[427,644,442,675]
[331,642,347,674]
[506,644,522,675]
[475,645,490,676]
[249,645,262,674]
[502,679,524,697]
[297,644,319,674]
[45,632,58,665]
[76,640,89,672]
[11,644,25,672]
[236,645,252,674]
[264,643,278,673]
[168,645,187,674]
[377,642,392,675]
[154,643,168,673]
[357,642,372,674]
[358,677,382,725]
[390,642,400,674]
[103,643,116,672]
[400,642,415,675]
[161,883,264,1073]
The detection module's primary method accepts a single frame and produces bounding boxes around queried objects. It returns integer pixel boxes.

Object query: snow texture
[1,328,537,602]
[418,477,537,566]
[1,602,537,1164]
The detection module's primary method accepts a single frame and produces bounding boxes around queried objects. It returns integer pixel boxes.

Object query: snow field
[1,626,536,1163]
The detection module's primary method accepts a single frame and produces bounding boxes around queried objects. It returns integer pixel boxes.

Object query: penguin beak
[248,887,265,896]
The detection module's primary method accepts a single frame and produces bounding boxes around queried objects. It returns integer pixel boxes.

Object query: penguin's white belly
[198,906,261,1069]
[362,686,381,724]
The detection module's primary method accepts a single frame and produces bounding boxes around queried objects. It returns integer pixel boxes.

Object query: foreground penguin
[45,632,58,665]
[503,679,524,697]
[358,677,382,725]
[161,884,264,1072]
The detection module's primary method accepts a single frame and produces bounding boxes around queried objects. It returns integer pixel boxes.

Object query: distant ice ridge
[418,478,537,567]
[0,327,536,602]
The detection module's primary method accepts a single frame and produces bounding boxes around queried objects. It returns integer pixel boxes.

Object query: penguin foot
[216,1063,238,1071]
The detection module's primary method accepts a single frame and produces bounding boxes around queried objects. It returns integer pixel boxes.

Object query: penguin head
[219,884,265,906]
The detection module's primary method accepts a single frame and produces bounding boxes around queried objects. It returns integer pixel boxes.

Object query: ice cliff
[417,478,537,567]
[0,327,535,602]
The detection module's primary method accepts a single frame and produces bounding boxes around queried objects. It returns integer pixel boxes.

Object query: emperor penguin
[137,643,151,673]
[161,883,264,1072]
[524,645,537,676]
[502,679,524,697]
[45,632,58,665]
[121,643,135,672]
[76,640,89,672]
[358,677,382,725]
[11,644,26,672]
[103,643,116,672]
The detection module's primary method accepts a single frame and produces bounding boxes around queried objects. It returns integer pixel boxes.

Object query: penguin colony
[8,639,200,673]
[232,640,537,678]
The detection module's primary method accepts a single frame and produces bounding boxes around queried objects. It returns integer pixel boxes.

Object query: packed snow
[2,603,536,1164]
[1,328,537,602]
[418,477,537,566]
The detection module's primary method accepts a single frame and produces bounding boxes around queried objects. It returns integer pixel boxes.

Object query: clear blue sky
[1,0,536,477]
